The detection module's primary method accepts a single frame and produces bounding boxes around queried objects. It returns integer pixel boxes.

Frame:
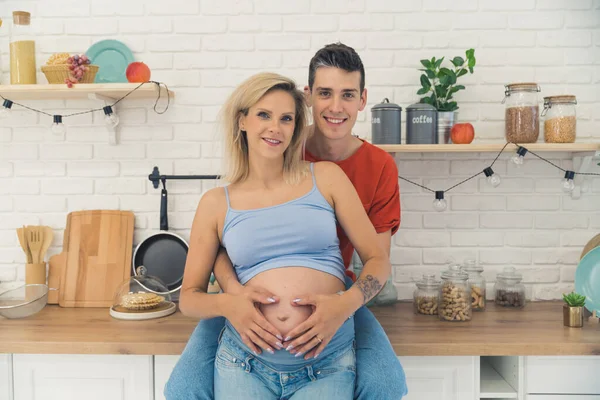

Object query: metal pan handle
[160,179,169,231]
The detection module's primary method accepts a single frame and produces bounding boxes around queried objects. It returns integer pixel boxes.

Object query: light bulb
[483,167,501,187]
[561,171,575,193]
[51,115,66,135]
[0,99,13,119]
[103,105,119,128]
[511,146,528,167]
[432,191,447,212]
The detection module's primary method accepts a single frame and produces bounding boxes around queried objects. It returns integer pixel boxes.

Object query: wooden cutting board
[49,210,134,307]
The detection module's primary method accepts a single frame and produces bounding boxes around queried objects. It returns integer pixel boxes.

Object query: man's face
[305,67,367,140]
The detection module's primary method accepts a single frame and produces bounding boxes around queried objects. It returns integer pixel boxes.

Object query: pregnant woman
[177,72,391,399]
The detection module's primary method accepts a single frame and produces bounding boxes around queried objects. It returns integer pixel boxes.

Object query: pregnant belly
[246,267,345,337]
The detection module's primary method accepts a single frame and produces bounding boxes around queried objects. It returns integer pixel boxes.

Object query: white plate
[109,301,176,321]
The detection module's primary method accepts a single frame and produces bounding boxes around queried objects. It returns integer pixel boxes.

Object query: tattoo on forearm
[356,275,383,304]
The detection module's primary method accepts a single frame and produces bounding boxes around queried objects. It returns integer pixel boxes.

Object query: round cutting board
[581,233,600,260]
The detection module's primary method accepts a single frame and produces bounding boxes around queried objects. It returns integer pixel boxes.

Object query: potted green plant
[417,49,476,144]
[562,291,586,328]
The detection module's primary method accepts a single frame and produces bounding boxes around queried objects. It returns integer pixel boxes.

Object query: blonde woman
[175,72,391,399]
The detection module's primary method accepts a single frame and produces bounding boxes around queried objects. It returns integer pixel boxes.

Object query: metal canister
[371,98,402,144]
[406,103,438,144]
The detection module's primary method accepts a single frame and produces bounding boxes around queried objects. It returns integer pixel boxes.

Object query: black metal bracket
[149,166,220,189]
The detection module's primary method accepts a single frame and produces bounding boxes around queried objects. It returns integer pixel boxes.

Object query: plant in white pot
[417,49,476,144]
[562,291,586,328]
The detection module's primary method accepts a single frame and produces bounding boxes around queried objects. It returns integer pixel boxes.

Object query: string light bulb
[103,105,119,128]
[561,170,575,193]
[0,99,13,119]
[51,115,66,135]
[483,167,501,187]
[511,146,528,167]
[433,191,447,212]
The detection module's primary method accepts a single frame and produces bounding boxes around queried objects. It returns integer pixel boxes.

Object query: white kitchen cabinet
[399,356,477,400]
[12,354,153,400]
[526,396,600,400]
[154,355,179,400]
[525,356,600,395]
[1,354,12,400]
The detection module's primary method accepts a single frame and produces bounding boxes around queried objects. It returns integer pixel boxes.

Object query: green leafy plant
[562,292,586,307]
[417,49,476,112]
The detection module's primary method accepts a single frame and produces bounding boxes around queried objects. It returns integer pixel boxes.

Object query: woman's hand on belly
[221,286,286,355]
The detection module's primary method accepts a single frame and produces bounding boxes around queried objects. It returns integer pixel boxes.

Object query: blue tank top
[222,163,346,285]
[221,163,354,370]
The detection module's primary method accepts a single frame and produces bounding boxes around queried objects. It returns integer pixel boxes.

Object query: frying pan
[132,179,188,294]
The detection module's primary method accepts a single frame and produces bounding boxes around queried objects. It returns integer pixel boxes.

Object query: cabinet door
[525,356,600,395]
[154,355,179,400]
[527,396,600,400]
[13,354,153,400]
[398,356,477,400]
[0,354,12,400]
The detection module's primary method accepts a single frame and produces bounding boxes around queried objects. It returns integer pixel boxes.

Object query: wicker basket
[41,64,99,84]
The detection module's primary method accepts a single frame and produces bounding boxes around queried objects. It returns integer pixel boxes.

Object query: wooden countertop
[0,302,599,356]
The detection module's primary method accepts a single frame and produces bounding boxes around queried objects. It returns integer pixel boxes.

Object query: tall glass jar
[413,274,440,315]
[10,11,37,84]
[503,82,541,143]
[542,95,577,143]
[463,259,486,311]
[494,267,526,308]
[438,264,471,322]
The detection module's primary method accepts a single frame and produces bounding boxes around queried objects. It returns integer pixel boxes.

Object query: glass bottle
[503,82,541,143]
[494,266,526,308]
[413,274,440,315]
[438,264,471,322]
[463,259,486,311]
[10,11,37,84]
[542,95,577,143]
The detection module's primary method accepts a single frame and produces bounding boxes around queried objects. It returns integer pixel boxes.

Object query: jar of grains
[463,259,486,311]
[494,267,526,309]
[542,95,577,143]
[438,264,471,322]
[503,82,541,143]
[413,274,441,315]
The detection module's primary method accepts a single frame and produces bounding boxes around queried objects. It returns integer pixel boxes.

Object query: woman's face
[240,90,297,161]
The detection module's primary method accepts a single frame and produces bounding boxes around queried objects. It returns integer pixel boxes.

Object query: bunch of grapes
[64,54,90,88]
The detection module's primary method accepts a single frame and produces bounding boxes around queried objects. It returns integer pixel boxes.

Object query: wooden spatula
[16,227,32,263]
[40,226,53,262]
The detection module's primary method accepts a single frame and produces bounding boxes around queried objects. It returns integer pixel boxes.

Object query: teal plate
[575,245,600,313]
[85,39,135,83]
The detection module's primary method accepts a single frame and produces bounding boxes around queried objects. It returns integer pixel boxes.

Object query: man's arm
[376,230,392,257]
[213,246,244,295]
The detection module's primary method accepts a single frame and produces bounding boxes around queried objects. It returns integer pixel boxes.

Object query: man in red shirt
[165,43,407,400]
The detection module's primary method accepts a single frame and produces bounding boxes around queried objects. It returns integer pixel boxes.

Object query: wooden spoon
[16,227,32,263]
[40,226,54,263]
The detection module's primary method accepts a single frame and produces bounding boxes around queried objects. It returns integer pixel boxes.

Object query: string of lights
[0,81,171,135]
[398,142,600,212]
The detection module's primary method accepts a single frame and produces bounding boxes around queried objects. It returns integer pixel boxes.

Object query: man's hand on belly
[221,286,285,355]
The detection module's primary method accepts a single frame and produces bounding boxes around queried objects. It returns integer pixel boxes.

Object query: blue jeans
[214,327,355,399]
[165,307,407,399]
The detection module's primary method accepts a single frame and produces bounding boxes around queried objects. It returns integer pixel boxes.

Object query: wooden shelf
[0,83,174,101]
[480,360,518,399]
[376,143,600,153]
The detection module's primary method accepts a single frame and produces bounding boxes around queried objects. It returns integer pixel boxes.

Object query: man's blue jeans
[165,306,408,399]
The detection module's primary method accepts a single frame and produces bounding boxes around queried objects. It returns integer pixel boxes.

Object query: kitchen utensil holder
[25,262,46,285]
[148,166,219,189]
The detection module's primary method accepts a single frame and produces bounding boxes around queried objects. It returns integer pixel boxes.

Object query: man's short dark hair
[308,43,365,93]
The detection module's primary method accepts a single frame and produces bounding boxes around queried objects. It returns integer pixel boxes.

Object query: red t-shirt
[305,140,401,281]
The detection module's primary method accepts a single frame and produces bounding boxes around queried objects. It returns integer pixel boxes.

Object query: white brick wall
[1,0,599,300]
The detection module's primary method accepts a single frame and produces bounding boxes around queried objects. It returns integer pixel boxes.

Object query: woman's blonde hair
[220,72,309,184]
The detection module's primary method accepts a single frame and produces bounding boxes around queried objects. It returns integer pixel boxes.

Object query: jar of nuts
[503,82,541,143]
[542,95,577,143]
[413,274,440,315]
[494,267,526,308]
[438,264,471,322]
[463,259,486,311]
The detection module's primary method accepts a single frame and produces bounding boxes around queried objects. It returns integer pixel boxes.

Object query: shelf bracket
[571,151,600,199]
[87,92,118,146]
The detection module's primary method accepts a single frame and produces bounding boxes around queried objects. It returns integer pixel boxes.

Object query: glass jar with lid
[438,264,471,322]
[542,95,577,143]
[9,11,37,84]
[413,274,440,315]
[463,259,486,311]
[494,266,526,308]
[503,82,541,143]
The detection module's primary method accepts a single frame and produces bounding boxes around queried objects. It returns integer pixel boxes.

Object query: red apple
[126,62,151,83]
[451,122,475,144]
